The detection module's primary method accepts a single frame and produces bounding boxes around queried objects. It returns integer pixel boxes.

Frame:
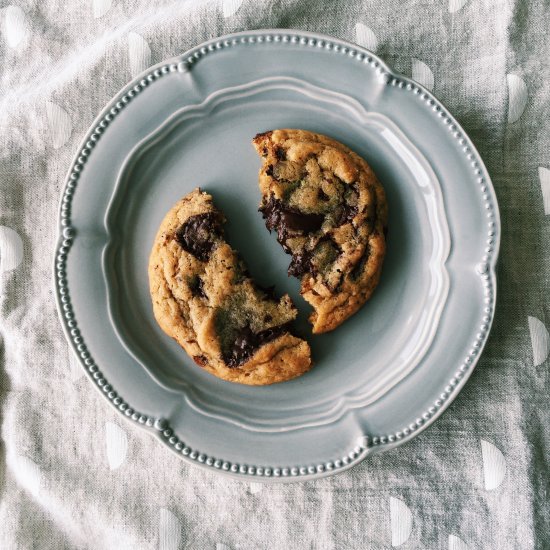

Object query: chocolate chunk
[175,212,222,262]
[266,165,274,177]
[193,355,208,367]
[318,189,330,201]
[334,183,361,226]
[335,203,358,226]
[275,146,286,160]
[288,251,312,278]
[260,195,324,279]
[188,275,206,299]
[260,196,278,232]
[224,323,291,368]
[280,209,324,233]
[260,196,324,236]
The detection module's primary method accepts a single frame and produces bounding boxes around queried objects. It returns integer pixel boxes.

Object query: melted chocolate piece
[335,203,358,226]
[288,251,312,278]
[260,197,278,233]
[225,323,291,368]
[280,209,324,233]
[333,183,362,226]
[261,196,324,236]
[265,165,274,177]
[188,275,206,299]
[175,212,222,262]
[260,196,326,279]
[275,146,286,160]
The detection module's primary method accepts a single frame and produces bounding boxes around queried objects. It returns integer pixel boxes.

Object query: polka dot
[480,439,506,490]
[538,167,550,215]
[158,508,181,550]
[92,0,112,18]
[0,226,23,272]
[355,23,378,52]
[105,421,128,470]
[390,497,412,546]
[412,58,434,91]
[46,102,72,149]
[128,32,152,78]
[13,456,42,498]
[3,6,29,49]
[507,74,528,123]
[449,534,470,550]
[222,0,245,18]
[528,316,549,366]
[448,0,468,13]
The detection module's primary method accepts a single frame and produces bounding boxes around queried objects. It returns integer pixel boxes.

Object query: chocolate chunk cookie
[253,129,388,333]
[148,189,312,385]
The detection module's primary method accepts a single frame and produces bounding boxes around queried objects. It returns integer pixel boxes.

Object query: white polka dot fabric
[0,1,548,549]
[411,58,434,92]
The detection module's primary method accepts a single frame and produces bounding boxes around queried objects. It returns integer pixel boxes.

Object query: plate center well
[103,77,449,431]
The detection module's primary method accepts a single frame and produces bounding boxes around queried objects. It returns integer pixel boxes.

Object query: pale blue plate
[54,30,500,481]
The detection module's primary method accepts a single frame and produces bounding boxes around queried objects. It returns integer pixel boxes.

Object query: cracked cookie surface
[253,129,388,333]
[148,188,312,385]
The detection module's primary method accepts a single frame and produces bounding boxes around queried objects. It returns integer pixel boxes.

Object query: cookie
[148,188,312,385]
[253,129,387,333]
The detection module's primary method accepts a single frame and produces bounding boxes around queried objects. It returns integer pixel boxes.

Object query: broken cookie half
[253,129,388,333]
[148,188,312,385]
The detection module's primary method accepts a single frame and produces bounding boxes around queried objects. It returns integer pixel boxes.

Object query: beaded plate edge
[53,29,500,482]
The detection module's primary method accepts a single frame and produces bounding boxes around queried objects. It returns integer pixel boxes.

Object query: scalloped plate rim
[53,28,501,482]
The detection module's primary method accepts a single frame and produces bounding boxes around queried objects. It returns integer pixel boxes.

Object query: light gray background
[0,1,548,549]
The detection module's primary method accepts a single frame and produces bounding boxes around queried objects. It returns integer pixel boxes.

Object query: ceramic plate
[54,30,500,481]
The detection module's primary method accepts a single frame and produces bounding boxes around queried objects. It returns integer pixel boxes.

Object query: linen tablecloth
[1,0,548,548]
